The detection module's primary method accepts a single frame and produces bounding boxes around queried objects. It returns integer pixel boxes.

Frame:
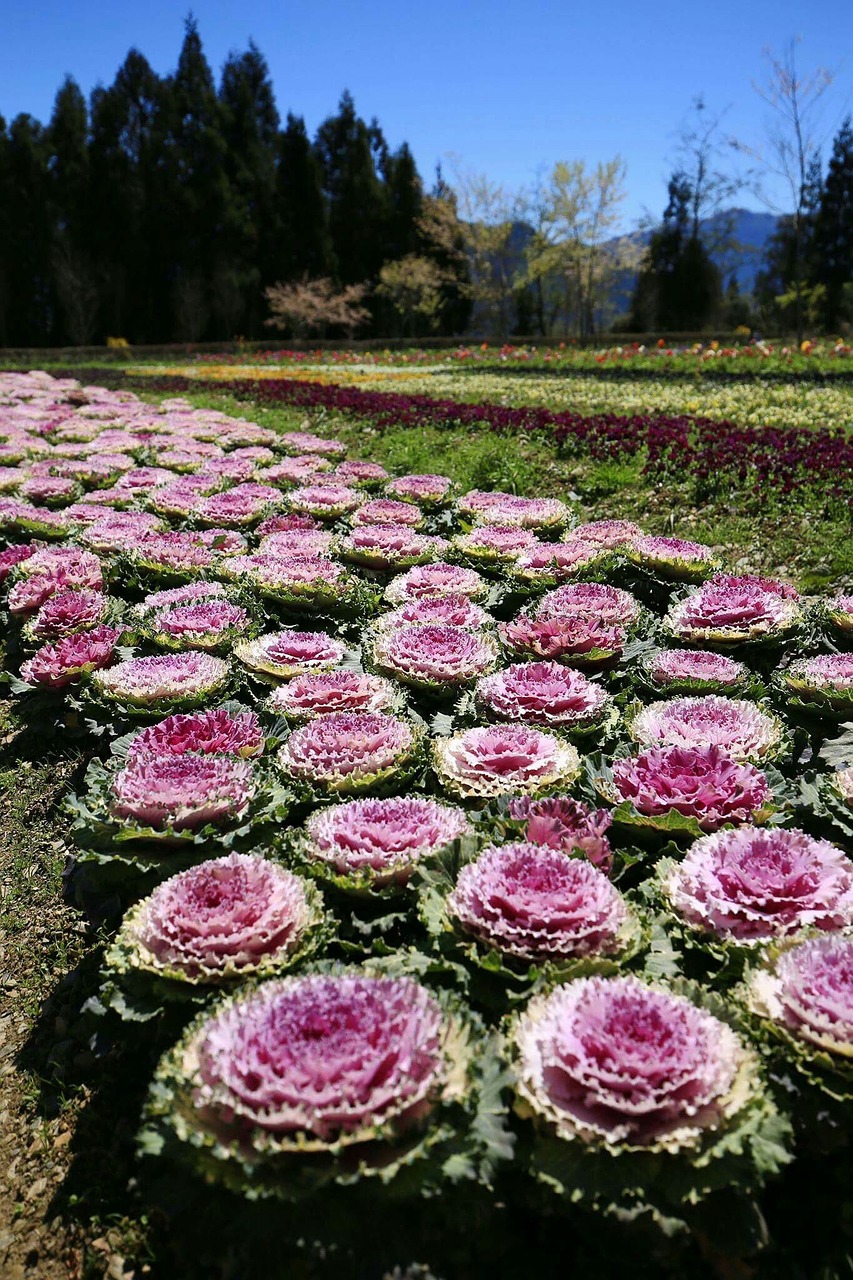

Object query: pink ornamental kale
[127,708,264,761]
[19,624,120,688]
[372,624,498,690]
[507,797,613,873]
[138,581,226,616]
[631,696,784,762]
[110,753,255,830]
[334,460,389,485]
[303,796,469,885]
[573,519,644,548]
[609,745,771,831]
[259,529,333,557]
[152,600,249,646]
[433,724,580,800]
[29,589,108,640]
[189,974,447,1143]
[667,573,801,644]
[536,581,641,627]
[826,593,853,635]
[447,842,627,961]
[747,935,853,1058]
[124,853,315,978]
[476,661,610,729]
[510,540,603,585]
[235,630,345,679]
[386,474,453,504]
[351,498,424,527]
[379,594,491,631]
[0,542,36,582]
[513,976,745,1148]
[384,561,487,603]
[340,525,449,569]
[268,670,398,721]
[453,525,538,563]
[662,826,853,943]
[499,612,626,666]
[780,655,853,712]
[279,430,346,456]
[279,712,417,792]
[628,535,720,579]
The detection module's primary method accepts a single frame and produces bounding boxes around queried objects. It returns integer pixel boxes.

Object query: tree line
[1,25,850,346]
[0,19,471,346]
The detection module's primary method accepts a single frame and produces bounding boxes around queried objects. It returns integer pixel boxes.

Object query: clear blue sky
[1,0,850,230]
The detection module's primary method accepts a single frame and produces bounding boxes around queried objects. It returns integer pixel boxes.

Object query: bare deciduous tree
[264,277,370,337]
[732,38,834,342]
[445,161,526,338]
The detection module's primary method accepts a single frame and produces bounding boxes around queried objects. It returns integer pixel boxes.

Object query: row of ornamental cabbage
[0,369,850,1241]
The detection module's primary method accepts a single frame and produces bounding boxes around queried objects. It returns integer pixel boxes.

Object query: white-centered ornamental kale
[821,593,853,643]
[288,483,362,519]
[385,473,454,507]
[777,654,853,716]
[267,671,400,723]
[446,842,630,963]
[371,624,498,694]
[433,725,581,801]
[637,649,754,698]
[136,581,227,617]
[90,651,231,718]
[109,853,325,985]
[475,662,613,734]
[665,574,802,648]
[629,696,785,763]
[660,827,853,945]
[384,561,489,604]
[338,525,450,571]
[299,796,471,890]
[744,935,853,1098]
[604,745,773,834]
[627,536,721,582]
[458,491,568,532]
[453,525,538,568]
[235,630,345,680]
[278,712,422,796]
[126,707,265,761]
[509,975,789,1209]
[142,971,507,1198]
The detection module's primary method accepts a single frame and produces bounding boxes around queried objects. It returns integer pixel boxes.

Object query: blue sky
[1,0,850,230]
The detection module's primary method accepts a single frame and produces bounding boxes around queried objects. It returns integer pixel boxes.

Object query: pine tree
[315,91,387,286]
[88,50,164,340]
[156,17,231,338]
[813,117,853,328]
[275,113,334,283]
[48,77,99,343]
[218,42,280,335]
[630,172,721,331]
[2,115,54,343]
